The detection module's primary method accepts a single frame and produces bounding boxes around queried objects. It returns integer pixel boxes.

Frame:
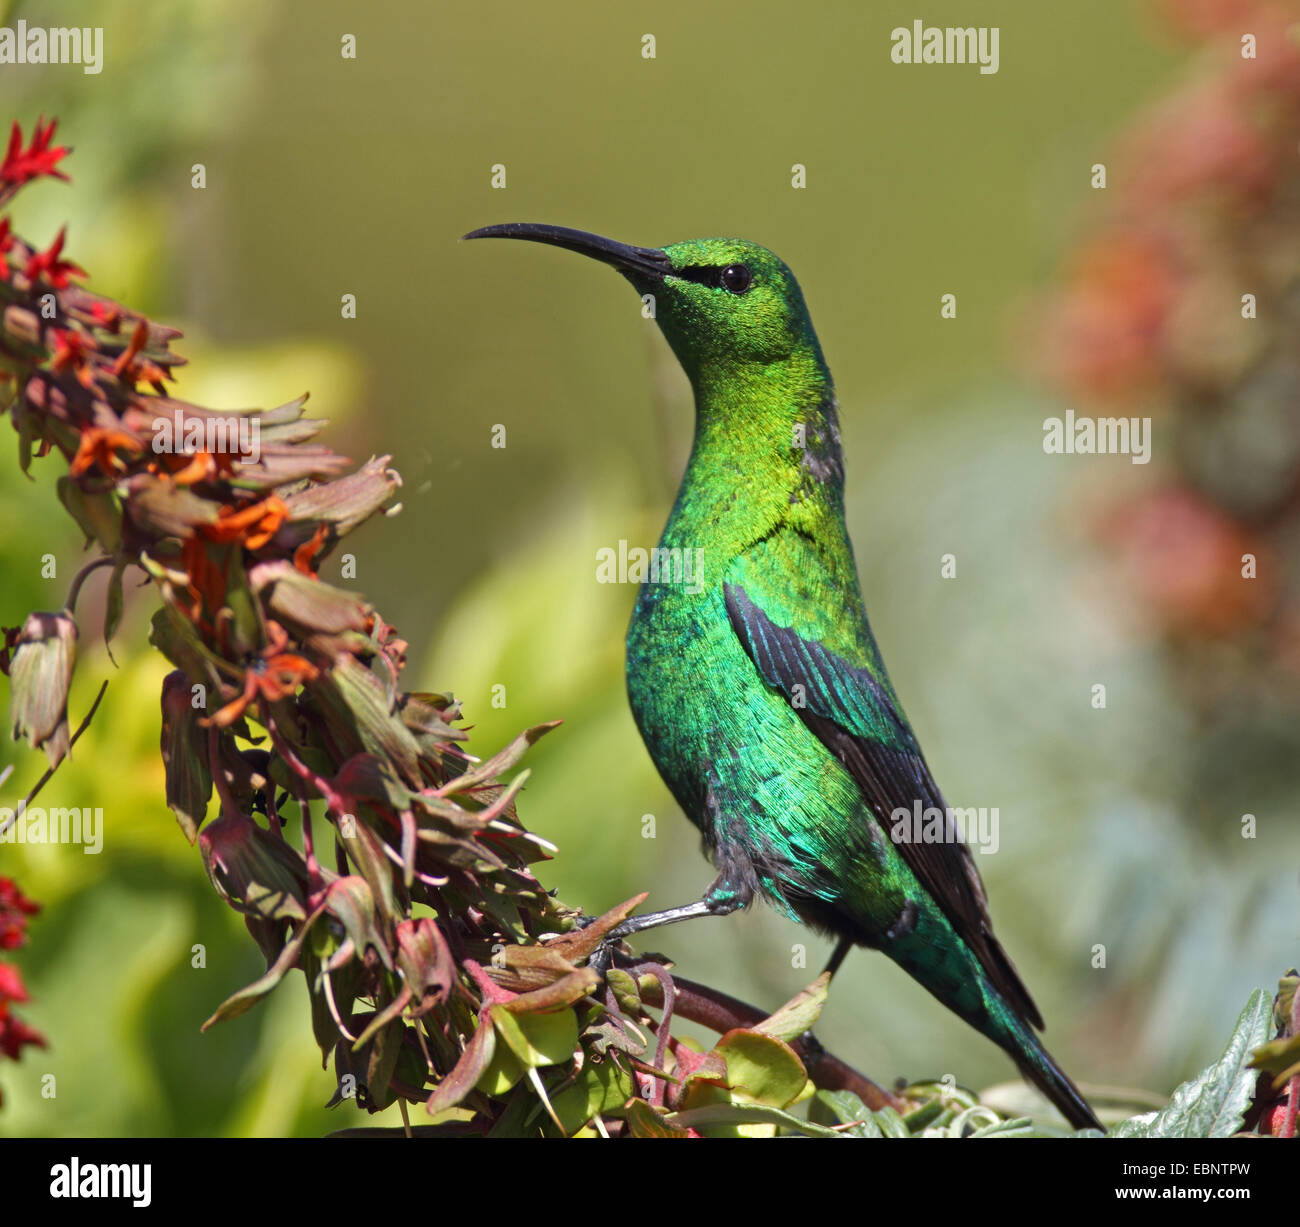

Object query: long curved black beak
[463,223,672,283]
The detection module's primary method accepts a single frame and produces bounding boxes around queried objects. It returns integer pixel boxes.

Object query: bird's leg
[607,877,750,941]
[823,936,853,979]
[796,937,855,1073]
[587,878,750,973]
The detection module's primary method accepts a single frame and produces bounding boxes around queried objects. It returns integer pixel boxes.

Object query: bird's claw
[795,1028,827,1071]
[588,940,614,977]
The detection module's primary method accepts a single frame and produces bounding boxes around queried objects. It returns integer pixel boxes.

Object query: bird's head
[464,224,824,383]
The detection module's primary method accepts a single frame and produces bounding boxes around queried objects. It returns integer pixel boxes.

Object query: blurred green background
[2,0,1297,1135]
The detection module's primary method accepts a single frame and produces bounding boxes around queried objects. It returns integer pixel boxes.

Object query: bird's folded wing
[722,575,1043,1029]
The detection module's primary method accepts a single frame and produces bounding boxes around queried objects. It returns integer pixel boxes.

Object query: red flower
[0,879,38,918]
[0,879,39,950]
[49,326,100,389]
[0,1006,47,1061]
[22,226,85,290]
[0,877,46,1073]
[1099,488,1272,637]
[68,425,144,477]
[87,300,123,332]
[0,117,69,187]
[1038,231,1180,401]
[0,962,27,1003]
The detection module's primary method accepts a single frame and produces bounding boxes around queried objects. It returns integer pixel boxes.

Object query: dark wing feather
[724,582,1043,1029]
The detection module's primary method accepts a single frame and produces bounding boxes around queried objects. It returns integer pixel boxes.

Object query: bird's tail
[960,960,1101,1131]
[1001,1018,1102,1132]
[882,921,1102,1130]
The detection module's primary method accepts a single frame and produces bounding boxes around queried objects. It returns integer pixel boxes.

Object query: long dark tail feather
[1010,1031,1102,1132]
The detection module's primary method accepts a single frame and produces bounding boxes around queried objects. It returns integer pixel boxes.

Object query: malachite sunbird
[466,222,1101,1131]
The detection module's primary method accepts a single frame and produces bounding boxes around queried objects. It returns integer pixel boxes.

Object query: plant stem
[638,972,907,1112]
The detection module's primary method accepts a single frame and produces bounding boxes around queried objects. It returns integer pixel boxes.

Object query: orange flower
[68,425,143,477]
[110,319,168,387]
[201,494,289,550]
[293,523,329,577]
[207,651,320,728]
[151,448,236,487]
[181,534,227,620]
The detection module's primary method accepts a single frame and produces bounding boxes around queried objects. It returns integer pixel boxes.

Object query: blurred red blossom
[1097,487,1273,637]
[0,117,68,191]
[22,226,85,291]
[1032,4,1300,670]
[0,877,46,1097]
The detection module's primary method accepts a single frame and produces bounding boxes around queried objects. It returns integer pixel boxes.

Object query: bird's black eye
[721,264,752,294]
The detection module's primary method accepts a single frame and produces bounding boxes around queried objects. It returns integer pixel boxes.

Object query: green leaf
[753,972,830,1043]
[436,721,560,796]
[626,1098,693,1138]
[427,1017,496,1115]
[149,603,219,681]
[201,902,325,1028]
[1272,971,1297,1033]
[250,560,370,634]
[57,476,122,550]
[490,1002,578,1069]
[360,1018,404,1111]
[667,1102,843,1138]
[967,1115,1085,1139]
[1111,989,1272,1138]
[501,967,598,1013]
[325,875,391,971]
[1249,1032,1300,1092]
[713,1028,808,1109]
[103,557,126,653]
[474,1032,527,1097]
[312,653,424,786]
[872,1105,911,1138]
[159,671,212,843]
[551,1057,635,1135]
[605,968,642,1015]
[810,1089,883,1138]
[899,1097,948,1132]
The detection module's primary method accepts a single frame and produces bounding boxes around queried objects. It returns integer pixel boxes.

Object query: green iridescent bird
[466,222,1100,1130]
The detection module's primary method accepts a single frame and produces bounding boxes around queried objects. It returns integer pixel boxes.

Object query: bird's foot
[794,1028,827,1072]
[588,935,616,977]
